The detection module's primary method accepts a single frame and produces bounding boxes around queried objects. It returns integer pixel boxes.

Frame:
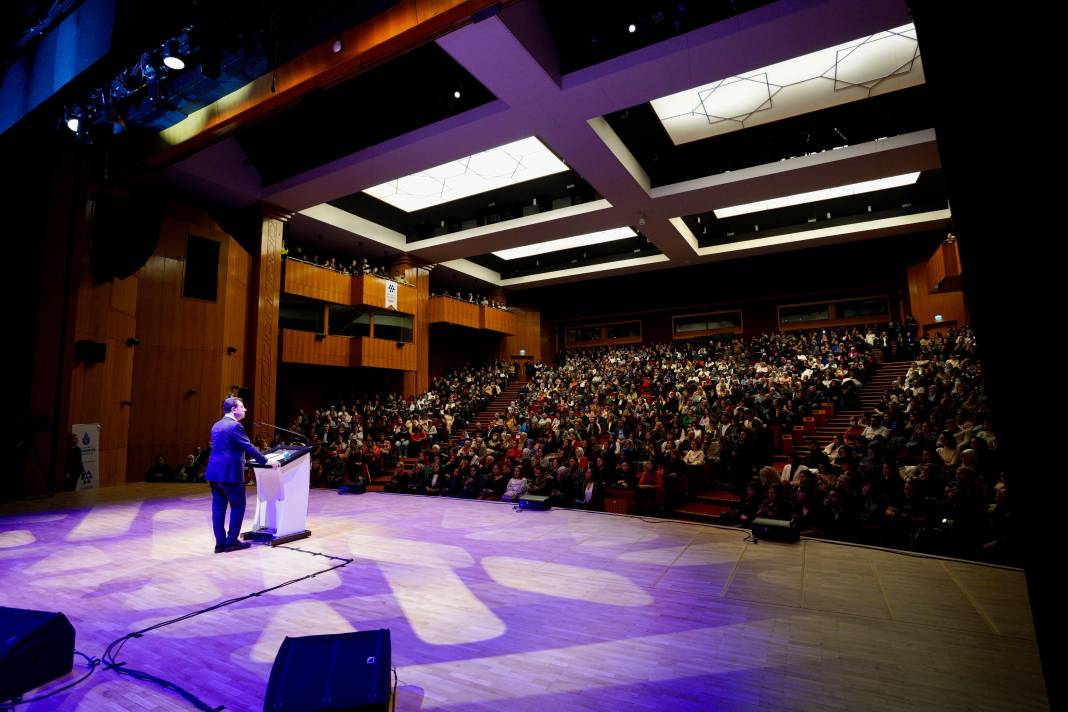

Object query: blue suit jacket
[205,416,268,484]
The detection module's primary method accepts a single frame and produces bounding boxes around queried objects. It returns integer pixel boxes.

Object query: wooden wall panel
[540,314,556,364]
[501,307,542,362]
[357,336,417,371]
[283,263,418,315]
[355,274,417,314]
[926,239,963,292]
[68,274,138,487]
[480,307,517,335]
[281,330,415,371]
[127,205,254,482]
[284,260,350,304]
[427,296,480,328]
[907,261,968,334]
[281,329,351,367]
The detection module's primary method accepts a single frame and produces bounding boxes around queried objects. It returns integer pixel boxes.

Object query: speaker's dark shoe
[224,541,252,552]
[214,544,225,554]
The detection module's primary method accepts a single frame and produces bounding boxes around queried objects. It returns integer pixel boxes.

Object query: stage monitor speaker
[0,607,75,703]
[263,629,391,712]
[751,517,800,543]
[518,494,550,511]
[338,483,366,495]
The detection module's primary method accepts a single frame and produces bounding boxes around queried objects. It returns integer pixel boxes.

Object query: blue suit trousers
[210,481,247,547]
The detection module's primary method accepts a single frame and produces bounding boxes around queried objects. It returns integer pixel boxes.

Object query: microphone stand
[254,422,310,445]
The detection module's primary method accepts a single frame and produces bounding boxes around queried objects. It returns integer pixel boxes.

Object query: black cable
[392,667,398,712]
[0,651,99,709]
[98,545,355,711]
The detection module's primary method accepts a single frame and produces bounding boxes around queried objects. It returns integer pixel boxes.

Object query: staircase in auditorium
[367,380,525,491]
[446,380,526,449]
[672,351,914,524]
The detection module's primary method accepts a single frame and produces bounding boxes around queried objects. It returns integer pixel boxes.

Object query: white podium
[242,445,313,546]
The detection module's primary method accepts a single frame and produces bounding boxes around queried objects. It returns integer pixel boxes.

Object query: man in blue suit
[205,396,278,553]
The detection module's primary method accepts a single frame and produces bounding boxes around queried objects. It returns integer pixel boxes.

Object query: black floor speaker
[264,629,391,711]
[0,607,75,702]
[752,517,801,543]
[518,494,551,511]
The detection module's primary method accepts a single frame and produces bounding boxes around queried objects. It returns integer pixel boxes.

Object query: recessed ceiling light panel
[650,24,923,145]
[492,226,636,260]
[712,172,921,218]
[363,137,568,212]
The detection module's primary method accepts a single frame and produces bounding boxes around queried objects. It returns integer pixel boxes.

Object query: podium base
[241,529,312,547]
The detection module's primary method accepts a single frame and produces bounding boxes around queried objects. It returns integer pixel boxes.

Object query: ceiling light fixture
[162,40,185,70]
[364,137,568,213]
[493,226,636,260]
[713,172,920,218]
[651,24,922,145]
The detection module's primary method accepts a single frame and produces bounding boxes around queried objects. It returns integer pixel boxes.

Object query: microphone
[255,421,310,444]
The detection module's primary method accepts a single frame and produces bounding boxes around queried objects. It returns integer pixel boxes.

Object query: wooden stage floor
[0,484,1049,711]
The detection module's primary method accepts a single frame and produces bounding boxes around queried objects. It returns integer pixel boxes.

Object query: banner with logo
[385,280,399,309]
[72,423,100,490]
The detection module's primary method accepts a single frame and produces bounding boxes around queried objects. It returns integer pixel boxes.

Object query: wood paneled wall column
[905,237,969,335]
[22,150,87,496]
[396,260,429,397]
[500,305,543,363]
[250,205,291,428]
[68,272,138,487]
[389,256,415,281]
[127,204,254,481]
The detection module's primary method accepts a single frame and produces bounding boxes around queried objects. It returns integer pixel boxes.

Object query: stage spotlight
[163,41,185,70]
[63,105,83,133]
[628,23,636,33]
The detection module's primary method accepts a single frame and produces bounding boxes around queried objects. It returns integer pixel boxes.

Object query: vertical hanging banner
[72,423,101,490]
[385,280,399,310]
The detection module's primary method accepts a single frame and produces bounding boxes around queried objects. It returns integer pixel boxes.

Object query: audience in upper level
[283,242,414,286]
[429,288,511,311]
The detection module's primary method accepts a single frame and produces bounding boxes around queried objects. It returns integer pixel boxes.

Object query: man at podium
[205,396,278,553]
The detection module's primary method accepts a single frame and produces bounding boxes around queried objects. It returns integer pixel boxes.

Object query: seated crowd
[150,322,1011,564]
[285,361,517,488]
[144,446,210,483]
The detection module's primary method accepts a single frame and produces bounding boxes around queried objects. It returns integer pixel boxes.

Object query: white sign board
[72,423,100,490]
